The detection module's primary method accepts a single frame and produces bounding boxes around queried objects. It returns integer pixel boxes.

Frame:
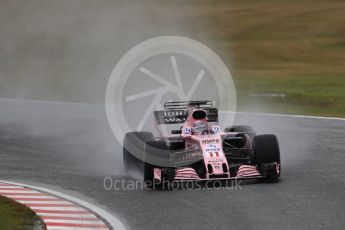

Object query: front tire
[143,140,169,182]
[253,134,281,180]
[144,140,176,189]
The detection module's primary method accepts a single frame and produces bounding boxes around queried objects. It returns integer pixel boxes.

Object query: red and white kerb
[0,182,109,230]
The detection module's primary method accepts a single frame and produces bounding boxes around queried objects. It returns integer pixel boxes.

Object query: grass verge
[0,196,45,230]
[176,0,345,117]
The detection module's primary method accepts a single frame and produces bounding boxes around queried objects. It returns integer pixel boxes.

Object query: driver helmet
[192,120,208,135]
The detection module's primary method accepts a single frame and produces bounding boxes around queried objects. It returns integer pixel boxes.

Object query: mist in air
[0,0,305,176]
[0,0,220,103]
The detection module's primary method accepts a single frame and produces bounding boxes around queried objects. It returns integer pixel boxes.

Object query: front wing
[153,163,280,183]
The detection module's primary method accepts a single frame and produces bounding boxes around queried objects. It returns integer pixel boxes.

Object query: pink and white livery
[123,101,281,189]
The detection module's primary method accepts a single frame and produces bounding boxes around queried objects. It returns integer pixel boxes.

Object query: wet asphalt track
[0,99,344,230]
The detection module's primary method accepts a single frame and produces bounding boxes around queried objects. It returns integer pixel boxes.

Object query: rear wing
[154,100,218,124]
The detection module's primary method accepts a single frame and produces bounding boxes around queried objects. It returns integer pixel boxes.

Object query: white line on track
[19,200,71,204]
[46,227,109,230]
[43,219,106,224]
[5,195,54,199]
[40,213,97,218]
[226,111,345,121]
[0,191,42,194]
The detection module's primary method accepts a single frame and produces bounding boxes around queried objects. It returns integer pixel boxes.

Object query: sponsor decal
[184,127,192,134]
[206,148,220,152]
[164,110,187,117]
[208,160,223,164]
[202,138,220,144]
[164,117,186,123]
[212,125,220,133]
[206,144,220,152]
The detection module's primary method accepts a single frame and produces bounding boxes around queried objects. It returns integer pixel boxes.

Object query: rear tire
[224,125,254,142]
[224,125,254,133]
[253,134,281,180]
[123,132,153,173]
